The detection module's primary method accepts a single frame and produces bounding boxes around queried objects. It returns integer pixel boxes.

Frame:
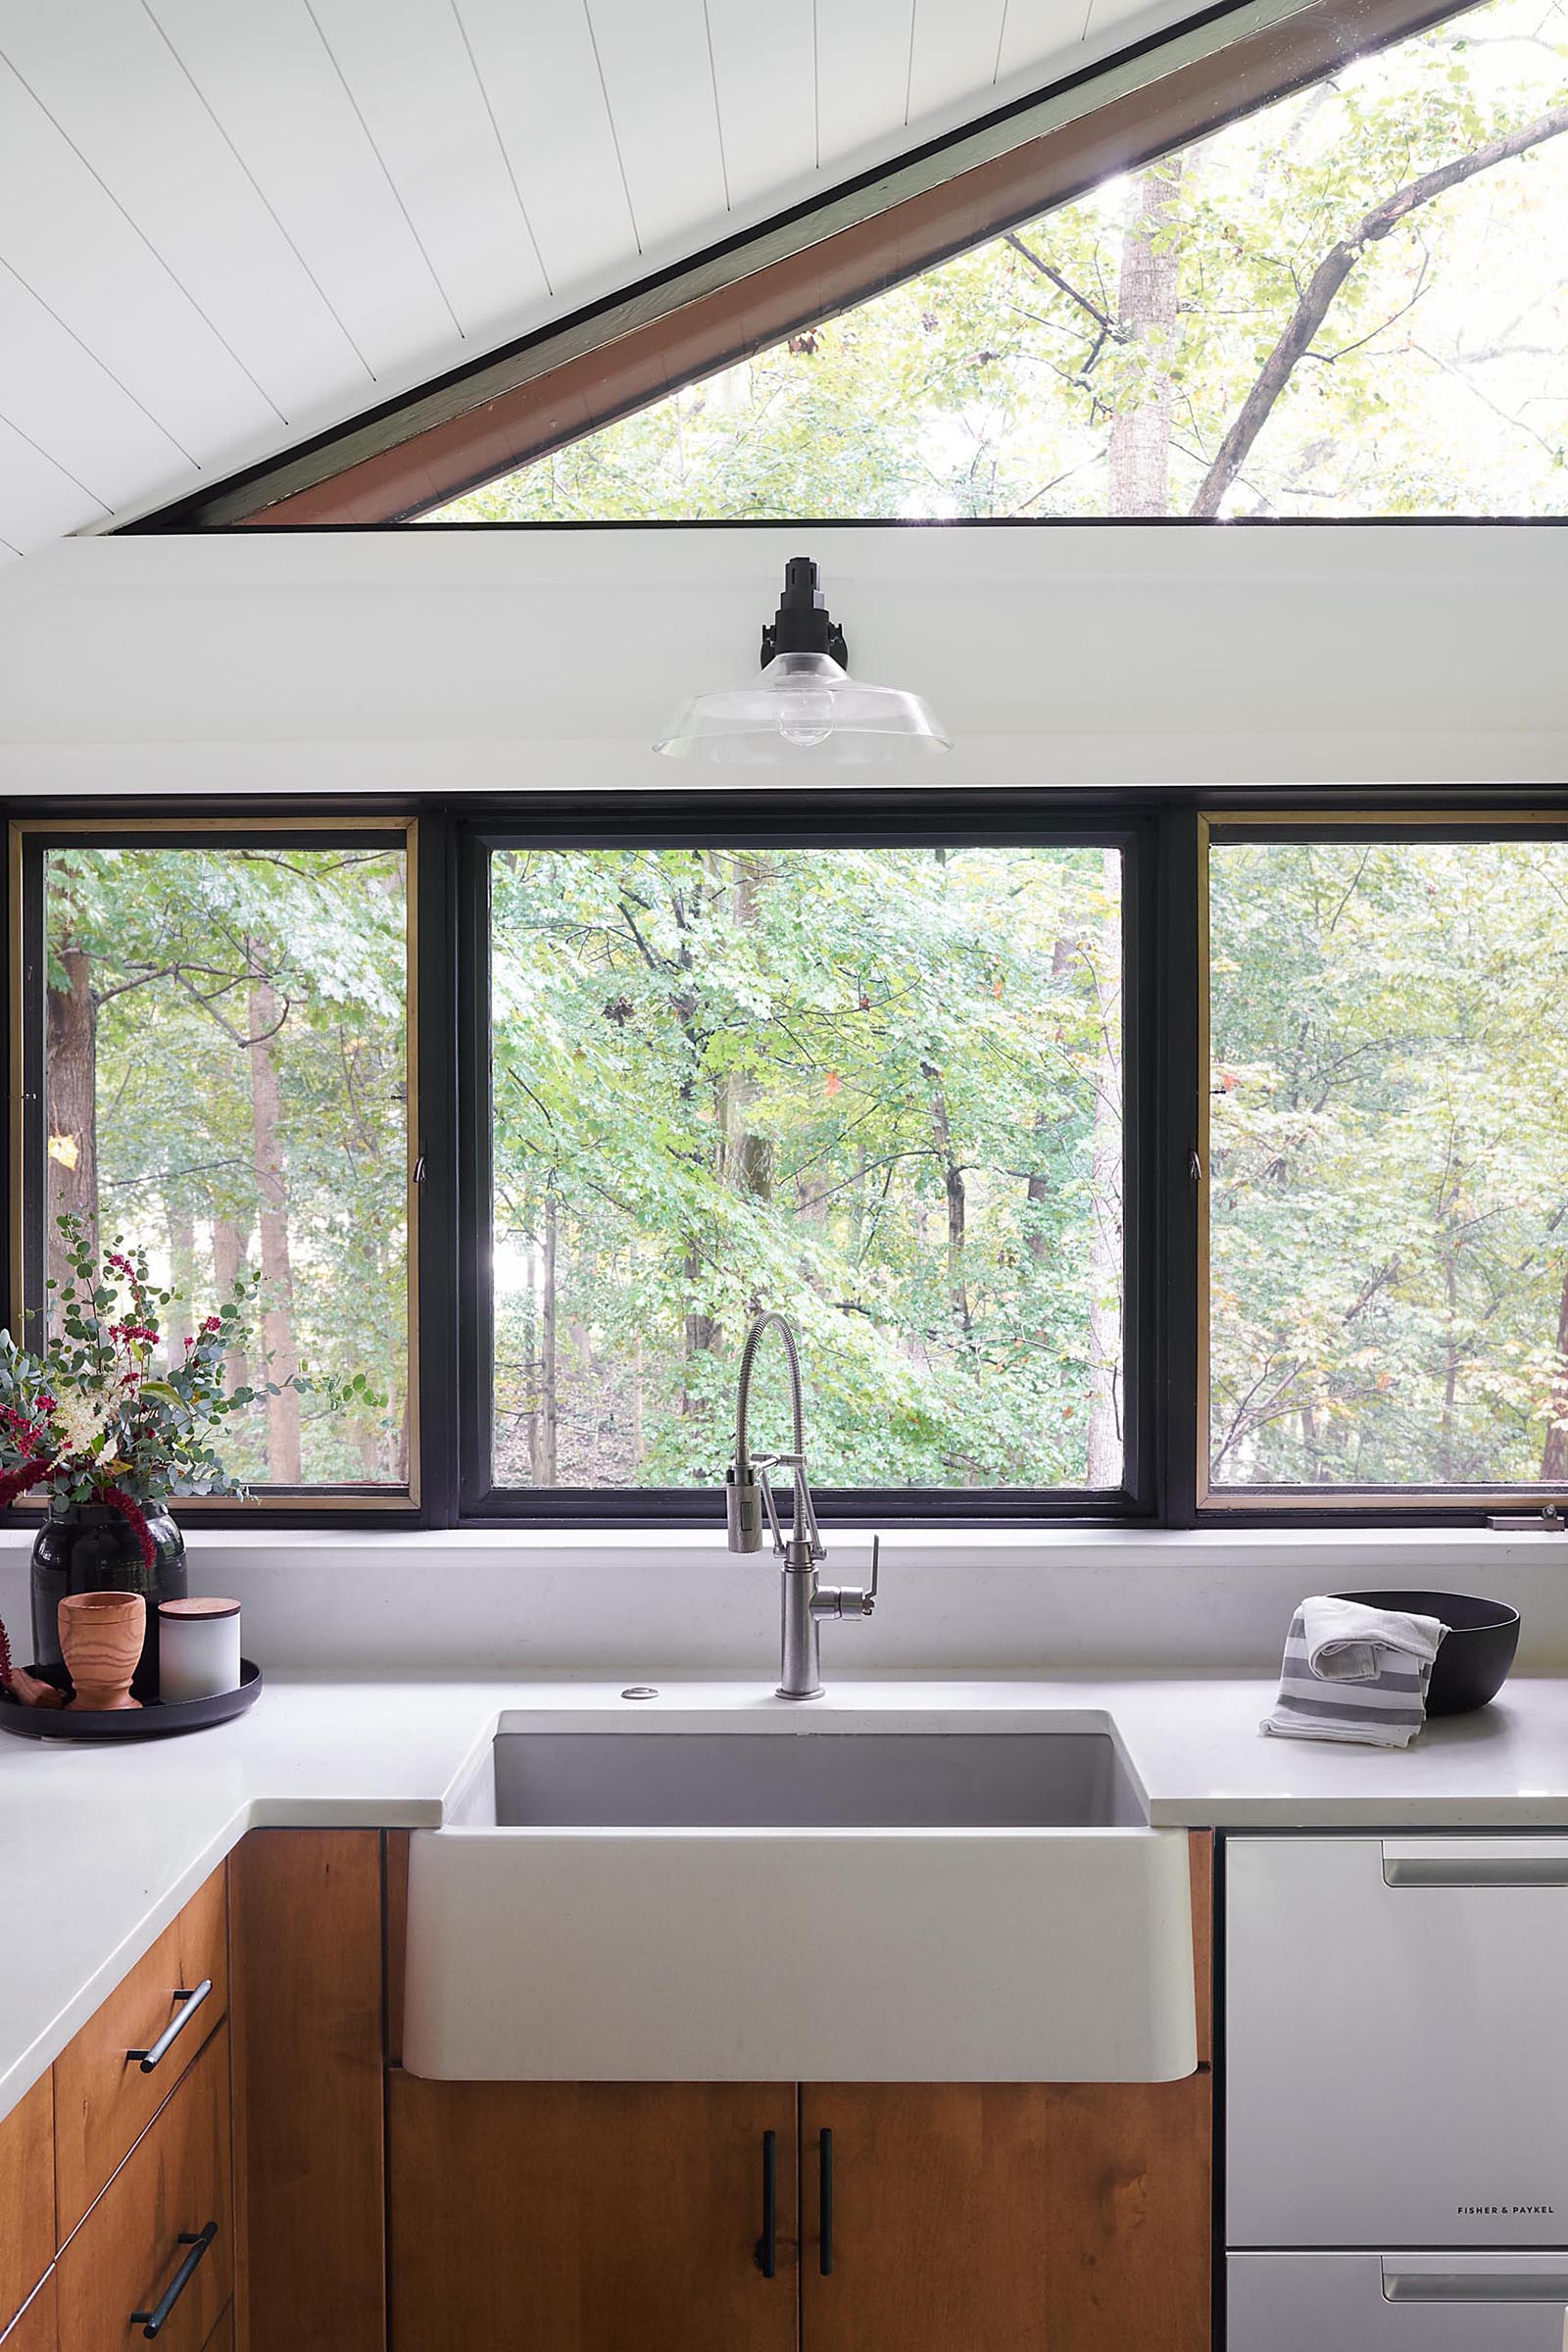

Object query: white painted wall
[1,521,1564,794]
[4,1526,1568,1675]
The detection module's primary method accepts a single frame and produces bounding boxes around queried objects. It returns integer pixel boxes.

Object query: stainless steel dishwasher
[1226,1834,1568,2347]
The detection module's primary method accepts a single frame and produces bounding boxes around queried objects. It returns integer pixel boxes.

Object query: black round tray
[0,1658,263,1740]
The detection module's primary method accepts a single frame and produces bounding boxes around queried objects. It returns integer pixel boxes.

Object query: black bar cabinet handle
[820,2128,834,2276]
[127,1979,213,2073]
[131,2220,218,2337]
[753,2130,778,2278]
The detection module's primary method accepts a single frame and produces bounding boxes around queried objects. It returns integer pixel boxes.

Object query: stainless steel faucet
[724,1310,879,1700]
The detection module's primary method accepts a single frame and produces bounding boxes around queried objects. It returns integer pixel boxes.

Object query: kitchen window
[10,795,1568,1530]
[11,816,417,1511]
[461,805,1152,1522]
[1201,816,1568,1511]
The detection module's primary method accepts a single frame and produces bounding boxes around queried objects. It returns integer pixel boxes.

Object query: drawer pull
[1382,1839,1568,1887]
[127,1979,213,2073]
[131,2220,217,2337]
[819,2128,834,2277]
[1384,2259,1568,2303]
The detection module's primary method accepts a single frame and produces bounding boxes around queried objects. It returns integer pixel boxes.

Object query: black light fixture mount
[760,556,849,669]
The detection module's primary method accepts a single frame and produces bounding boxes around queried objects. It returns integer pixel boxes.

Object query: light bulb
[778,688,835,748]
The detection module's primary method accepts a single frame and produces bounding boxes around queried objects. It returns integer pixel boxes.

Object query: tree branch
[1004,231,1124,340]
[1190,102,1568,516]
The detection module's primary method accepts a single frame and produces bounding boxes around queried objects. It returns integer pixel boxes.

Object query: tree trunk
[166,1202,196,1366]
[1441,1235,1460,1485]
[926,1077,971,1340]
[46,946,98,1306]
[535,1191,559,1487]
[1541,1261,1568,1483]
[719,855,774,1203]
[630,1333,646,1472]
[212,1216,253,1396]
[1024,940,1076,1273]
[246,959,301,1485]
[1086,852,1124,1489]
[1107,159,1184,517]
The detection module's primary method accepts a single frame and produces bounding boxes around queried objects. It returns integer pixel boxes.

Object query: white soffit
[0,0,1250,569]
[0,524,1564,795]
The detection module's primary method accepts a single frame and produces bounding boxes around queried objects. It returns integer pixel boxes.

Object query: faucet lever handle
[810,1539,882,1623]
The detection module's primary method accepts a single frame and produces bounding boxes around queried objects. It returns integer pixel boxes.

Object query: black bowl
[1332,1590,1520,1716]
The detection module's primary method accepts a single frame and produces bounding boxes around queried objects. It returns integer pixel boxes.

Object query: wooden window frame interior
[1198,805,1568,1519]
[458,795,1158,1528]
[8,810,425,1523]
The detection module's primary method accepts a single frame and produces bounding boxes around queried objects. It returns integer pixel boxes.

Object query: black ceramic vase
[30,1497,186,1701]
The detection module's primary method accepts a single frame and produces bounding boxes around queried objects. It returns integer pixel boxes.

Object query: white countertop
[5,1669,1568,2129]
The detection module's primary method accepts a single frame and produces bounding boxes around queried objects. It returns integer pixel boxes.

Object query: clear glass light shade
[655,651,952,764]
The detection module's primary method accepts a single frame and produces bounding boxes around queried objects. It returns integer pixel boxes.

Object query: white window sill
[0,1521,1558,1565]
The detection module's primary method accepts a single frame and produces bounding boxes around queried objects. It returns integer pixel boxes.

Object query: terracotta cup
[58,1591,145,1712]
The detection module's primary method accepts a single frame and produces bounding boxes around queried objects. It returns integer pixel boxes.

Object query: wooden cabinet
[229,1830,386,2352]
[54,1860,227,2239]
[56,2025,232,2352]
[799,2078,1210,2352]
[389,2077,800,2352]
[388,2071,1209,2352]
[0,2071,54,2334]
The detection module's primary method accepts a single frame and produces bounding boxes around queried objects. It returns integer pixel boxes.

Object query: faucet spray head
[726,1460,763,1552]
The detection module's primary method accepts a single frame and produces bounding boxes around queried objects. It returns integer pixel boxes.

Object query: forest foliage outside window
[32,837,410,1493]
[431,0,1568,525]
[487,842,1125,1496]
[1207,829,1568,1494]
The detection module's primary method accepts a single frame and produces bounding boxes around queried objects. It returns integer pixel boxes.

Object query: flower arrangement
[0,1217,334,1568]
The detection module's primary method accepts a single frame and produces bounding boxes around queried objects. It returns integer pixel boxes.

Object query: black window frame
[458,794,1159,1526]
[7,784,1568,1533]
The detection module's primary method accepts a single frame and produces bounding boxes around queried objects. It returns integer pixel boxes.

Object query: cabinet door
[230,1831,385,2352]
[801,2080,1210,2352]
[389,2076,798,2352]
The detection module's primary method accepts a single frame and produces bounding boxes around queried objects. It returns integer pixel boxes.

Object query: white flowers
[49,1388,113,1460]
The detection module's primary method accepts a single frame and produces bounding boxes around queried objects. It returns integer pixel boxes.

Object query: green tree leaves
[1209,837,1568,1486]
[490,845,1122,1492]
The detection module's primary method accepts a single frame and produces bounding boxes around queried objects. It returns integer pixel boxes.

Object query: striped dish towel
[1261,1595,1447,1747]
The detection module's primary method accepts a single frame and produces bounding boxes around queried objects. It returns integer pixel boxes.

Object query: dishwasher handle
[1382,1838,1568,1887]
[1384,2255,1568,2303]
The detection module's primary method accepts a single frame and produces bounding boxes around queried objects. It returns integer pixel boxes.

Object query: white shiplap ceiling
[0,0,1193,568]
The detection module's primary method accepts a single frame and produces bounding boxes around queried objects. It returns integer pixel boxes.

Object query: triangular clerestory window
[428,0,1568,523]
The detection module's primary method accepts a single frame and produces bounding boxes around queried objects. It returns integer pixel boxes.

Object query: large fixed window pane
[431,0,1568,525]
[488,842,1125,1495]
[1207,828,1568,1494]
[29,834,411,1494]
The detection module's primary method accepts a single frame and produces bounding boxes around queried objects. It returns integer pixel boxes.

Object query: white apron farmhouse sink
[402,1705,1197,2084]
